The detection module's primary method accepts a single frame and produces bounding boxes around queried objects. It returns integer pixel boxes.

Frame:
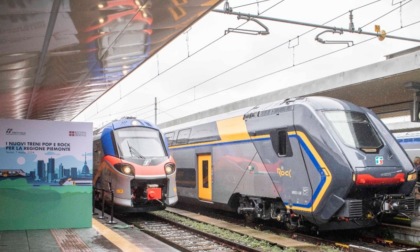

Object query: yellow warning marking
[92,218,142,252]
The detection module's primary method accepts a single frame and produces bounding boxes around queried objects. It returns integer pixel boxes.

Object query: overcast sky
[73,0,420,129]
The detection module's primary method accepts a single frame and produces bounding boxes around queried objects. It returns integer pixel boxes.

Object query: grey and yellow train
[164,96,416,230]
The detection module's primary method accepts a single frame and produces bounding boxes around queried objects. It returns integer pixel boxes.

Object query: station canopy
[0,0,222,121]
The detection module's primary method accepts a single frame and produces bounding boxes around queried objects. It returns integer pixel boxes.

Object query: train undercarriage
[236,195,304,230]
[234,193,415,231]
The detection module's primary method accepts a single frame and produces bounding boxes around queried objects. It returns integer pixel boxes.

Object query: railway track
[165,203,420,252]
[98,196,420,252]
[120,213,263,252]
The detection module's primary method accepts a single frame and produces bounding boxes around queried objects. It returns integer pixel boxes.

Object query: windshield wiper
[127,141,145,159]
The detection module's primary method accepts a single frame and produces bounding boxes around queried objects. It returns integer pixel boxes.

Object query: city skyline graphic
[0,149,92,185]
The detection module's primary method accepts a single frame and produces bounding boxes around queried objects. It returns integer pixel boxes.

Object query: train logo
[375,156,384,165]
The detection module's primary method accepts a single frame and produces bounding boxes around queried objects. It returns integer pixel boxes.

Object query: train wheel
[244,212,256,223]
[285,221,298,231]
[285,215,299,231]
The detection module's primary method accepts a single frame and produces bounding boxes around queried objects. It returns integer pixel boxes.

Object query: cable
[126,1,372,117]
[360,0,412,29]
[89,102,155,121]
[152,19,420,121]
[230,0,272,10]
[159,1,416,105]
[88,0,414,124]
[87,0,288,121]
[144,0,388,114]
[102,2,385,123]
[258,0,286,13]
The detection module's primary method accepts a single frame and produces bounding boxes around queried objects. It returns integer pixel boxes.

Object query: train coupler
[146,186,162,200]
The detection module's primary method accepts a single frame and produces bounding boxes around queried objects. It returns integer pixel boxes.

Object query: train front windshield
[114,127,167,158]
[324,111,382,149]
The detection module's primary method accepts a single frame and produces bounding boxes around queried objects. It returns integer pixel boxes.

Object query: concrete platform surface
[0,213,179,252]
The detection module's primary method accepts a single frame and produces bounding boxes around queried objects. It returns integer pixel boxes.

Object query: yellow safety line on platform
[92,218,143,252]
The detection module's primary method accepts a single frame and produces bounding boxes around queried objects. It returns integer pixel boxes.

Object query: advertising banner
[0,119,93,230]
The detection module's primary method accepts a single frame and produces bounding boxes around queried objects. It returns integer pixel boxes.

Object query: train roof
[162,96,364,133]
[244,96,363,119]
[94,117,159,136]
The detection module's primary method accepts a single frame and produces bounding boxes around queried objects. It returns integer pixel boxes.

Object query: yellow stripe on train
[170,116,251,149]
[285,131,332,212]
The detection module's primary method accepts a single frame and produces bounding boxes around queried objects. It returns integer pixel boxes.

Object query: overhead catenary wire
[100,0,408,123]
[359,0,412,29]
[91,0,352,122]
[113,0,364,119]
[145,19,420,122]
[87,0,418,125]
[212,2,420,42]
[128,0,399,119]
[229,0,272,10]
[92,0,404,123]
[88,0,288,122]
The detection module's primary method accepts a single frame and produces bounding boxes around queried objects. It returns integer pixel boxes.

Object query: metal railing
[93,182,117,224]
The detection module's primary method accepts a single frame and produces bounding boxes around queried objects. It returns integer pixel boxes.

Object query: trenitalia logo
[375,156,384,165]
[69,131,86,137]
[5,128,26,135]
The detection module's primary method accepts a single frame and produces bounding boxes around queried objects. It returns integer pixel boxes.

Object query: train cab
[93,117,177,212]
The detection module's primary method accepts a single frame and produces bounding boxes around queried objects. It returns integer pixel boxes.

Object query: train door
[197,154,212,201]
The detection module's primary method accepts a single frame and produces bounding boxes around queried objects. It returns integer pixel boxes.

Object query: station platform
[0,213,179,252]
[2,207,420,251]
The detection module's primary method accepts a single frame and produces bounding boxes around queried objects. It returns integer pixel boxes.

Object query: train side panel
[167,97,417,230]
[171,148,197,200]
[244,104,317,220]
[212,117,278,203]
[292,102,354,226]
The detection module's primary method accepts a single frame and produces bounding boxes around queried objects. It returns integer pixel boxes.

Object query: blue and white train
[93,117,177,212]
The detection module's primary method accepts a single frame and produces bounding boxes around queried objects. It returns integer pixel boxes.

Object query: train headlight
[407,170,417,181]
[114,163,134,176]
[122,166,132,174]
[164,162,176,175]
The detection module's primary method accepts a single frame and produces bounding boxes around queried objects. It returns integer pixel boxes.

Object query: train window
[188,122,220,143]
[202,160,209,188]
[176,168,196,188]
[164,132,175,146]
[270,129,292,157]
[114,127,167,158]
[324,111,383,150]
[176,129,191,145]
